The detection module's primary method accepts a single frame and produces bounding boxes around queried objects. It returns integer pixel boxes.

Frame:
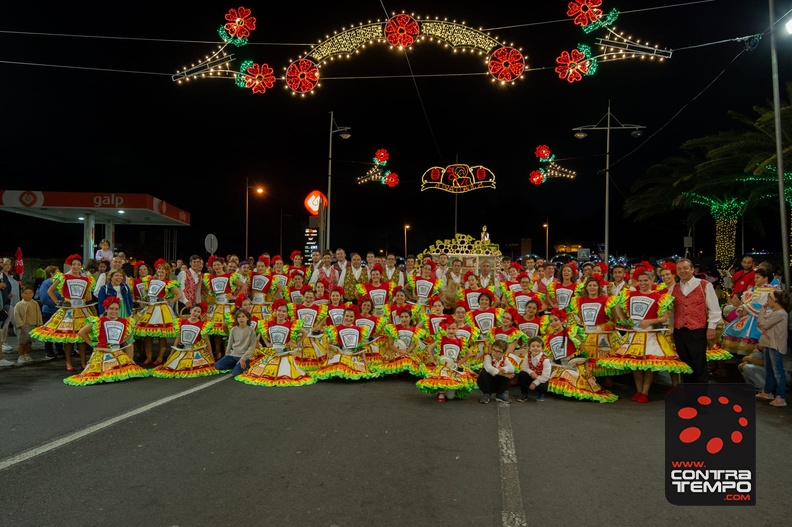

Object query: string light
[356,149,398,186]
[683,193,746,268]
[531,145,576,183]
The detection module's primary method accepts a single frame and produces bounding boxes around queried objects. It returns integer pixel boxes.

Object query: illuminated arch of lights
[173,7,526,95]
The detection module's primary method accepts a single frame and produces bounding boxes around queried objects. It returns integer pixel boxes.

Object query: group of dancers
[28,250,773,404]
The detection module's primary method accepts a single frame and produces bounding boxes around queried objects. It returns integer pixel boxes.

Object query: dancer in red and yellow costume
[542,309,617,403]
[514,299,543,339]
[567,277,623,383]
[153,302,218,378]
[598,270,692,403]
[65,296,149,386]
[459,272,497,311]
[236,299,314,387]
[356,264,393,315]
[380,307,429,376]
[467,290,503,369]
[406,259,443,307]
[32,254,96,372]
[450,301,481,367]
[417,320,478,402]
[383,288,422,326]
[502,273,546,315]
[547,263,581,311]
[488,307,529,360]
[288,288,329,371]
[314,307,378,381]
[354,297,387,366]
[203,255,245,358]
[249,256,274,321]
[134,259,182,366]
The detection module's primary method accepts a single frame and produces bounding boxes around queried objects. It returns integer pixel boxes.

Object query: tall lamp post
[404,224,410,258]
[542,221,549,261]
[245,176,264,260]
[326,111,352,253]
[573,100,645,268]
[769,0,791,288]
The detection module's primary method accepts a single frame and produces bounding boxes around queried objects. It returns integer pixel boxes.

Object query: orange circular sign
[304,190,327,216]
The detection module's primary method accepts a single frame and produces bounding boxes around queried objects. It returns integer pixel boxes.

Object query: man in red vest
[670,258,722,383]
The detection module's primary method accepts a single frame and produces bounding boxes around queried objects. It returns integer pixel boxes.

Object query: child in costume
[153,302,218,378]
[13,285,42,365]
[288,288,330,371]
[406,259,443,307]
[203,255,245,359]
[354,297,387,366]
[66,296,149,386]
[517,336,552,402]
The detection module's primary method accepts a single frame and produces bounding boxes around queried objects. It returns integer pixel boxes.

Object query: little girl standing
[756,289,792,407]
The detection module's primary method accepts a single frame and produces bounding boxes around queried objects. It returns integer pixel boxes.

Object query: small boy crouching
[517,336,551,402]
[478,340,515,404]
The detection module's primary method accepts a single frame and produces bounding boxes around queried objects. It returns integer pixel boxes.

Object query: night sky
[1,0,790,265]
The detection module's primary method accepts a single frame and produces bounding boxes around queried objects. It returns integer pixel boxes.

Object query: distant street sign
[205,234,218,255]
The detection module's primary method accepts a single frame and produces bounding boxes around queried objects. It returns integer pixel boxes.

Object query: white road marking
[498,404,528,527]
[0,375,230,472]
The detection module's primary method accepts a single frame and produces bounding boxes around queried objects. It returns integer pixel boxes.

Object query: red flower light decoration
[385,172,400,187]
[476,168,486,181]
[535,145,551,160]
[567,0,604,27]
[488,46,525,82]
[529,170,546,185]
[375,149,390,163]
[286,59,319,93]
[384,14,420,48]
[555,48,591,83]
[224,7,256,38]
[430,168,441,181]
[244,63,276,94]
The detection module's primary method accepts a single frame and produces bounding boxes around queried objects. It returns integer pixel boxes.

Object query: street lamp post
[769,0,791,288]
[326,111,351,253]
[542,222,549,261]
[404,224,410,258]
[573,101,645,268]
[245,176,264,260]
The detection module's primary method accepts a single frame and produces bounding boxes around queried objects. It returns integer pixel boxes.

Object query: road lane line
[498,404,528,527]
[0,375,230,472]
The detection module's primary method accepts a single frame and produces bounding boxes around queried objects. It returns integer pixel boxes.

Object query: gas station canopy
[0,190,190,226]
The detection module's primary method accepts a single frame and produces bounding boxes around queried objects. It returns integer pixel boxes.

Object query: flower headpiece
[153,258,168,269]
[371,263,384,274]
[596,261,608,274]
[550,308,567,322]
[65,254,82,265]
[423,258,436,272]
[234,293,248,309]
[271,254,283,263]
[464,271,476,282]
[429,295,443,307]
[258,255,270,266]
[102,296,120,308]
[271,298,287,312]
[332,286,345,296]
[195,301,208,313]
[632,266,649,283]
[661,261,677,276]
[208,255,224,266]
[290,250,302,261]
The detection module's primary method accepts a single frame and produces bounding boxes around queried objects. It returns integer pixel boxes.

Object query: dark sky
[1,0,790,264]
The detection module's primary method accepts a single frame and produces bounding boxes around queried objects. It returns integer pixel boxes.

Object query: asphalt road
[1,339,790,527]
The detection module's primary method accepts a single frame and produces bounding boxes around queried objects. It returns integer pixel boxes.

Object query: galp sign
[93,194,125,207]
[304,191,327,216]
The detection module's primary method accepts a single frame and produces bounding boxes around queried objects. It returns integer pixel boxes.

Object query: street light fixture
[542,222,549,261]
[404,224,411,259]
[326,110,351,253]
[573,100,645,268]
[769,0,791,287]
[245,176,264,260]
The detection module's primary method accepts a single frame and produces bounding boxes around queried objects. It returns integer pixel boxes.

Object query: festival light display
[356,149,399,187]
[557,1,671,83]
[421,164,496,193]
[174,8,526,96]
[530,145,576,185]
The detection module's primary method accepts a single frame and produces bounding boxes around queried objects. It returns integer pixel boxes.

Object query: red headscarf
[102,296,120,309]
[65,254,82,265]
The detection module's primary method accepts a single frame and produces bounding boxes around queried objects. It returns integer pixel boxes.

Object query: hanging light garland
[356,149,399,187]
[557,1,671,83]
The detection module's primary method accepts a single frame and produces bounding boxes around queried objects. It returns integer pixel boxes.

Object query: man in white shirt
[177,255,205,308]
[382,253,404,288]
[333,247,349,277]
[607,264,627,296]
[435,253,449,282]
[669,258,722,383]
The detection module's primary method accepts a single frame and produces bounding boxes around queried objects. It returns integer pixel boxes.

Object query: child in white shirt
[517,337,552,401]
[477,340,515,404]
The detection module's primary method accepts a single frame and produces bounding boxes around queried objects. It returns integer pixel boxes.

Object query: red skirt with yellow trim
[64,348,150,386]
[236,352,316,387]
